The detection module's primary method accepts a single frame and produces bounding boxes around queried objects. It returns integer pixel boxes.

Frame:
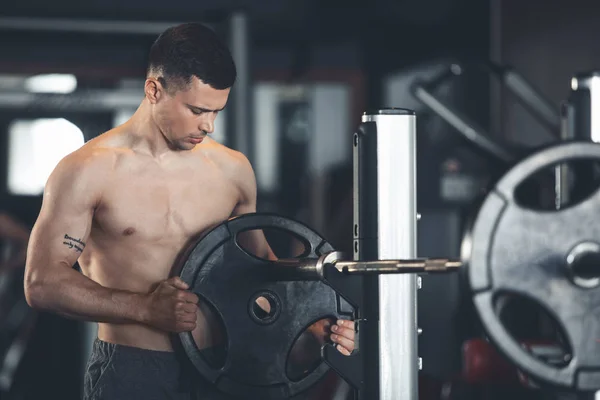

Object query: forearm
[25,263,147,325]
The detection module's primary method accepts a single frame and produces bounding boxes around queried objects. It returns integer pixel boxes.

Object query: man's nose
[199,114,215,134]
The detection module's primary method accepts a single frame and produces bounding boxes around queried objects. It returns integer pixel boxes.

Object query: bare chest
[94,168,238,243]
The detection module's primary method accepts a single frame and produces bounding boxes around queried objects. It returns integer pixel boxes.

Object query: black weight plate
[177,213,351,399]
[467,141,600,390]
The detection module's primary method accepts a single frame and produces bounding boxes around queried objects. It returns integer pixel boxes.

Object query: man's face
[154,77,230,151]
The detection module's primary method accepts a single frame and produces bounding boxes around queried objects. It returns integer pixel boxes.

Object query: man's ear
[144,78,163,104]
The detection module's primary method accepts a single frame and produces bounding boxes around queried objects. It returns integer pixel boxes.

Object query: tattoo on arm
[63,234,86,253]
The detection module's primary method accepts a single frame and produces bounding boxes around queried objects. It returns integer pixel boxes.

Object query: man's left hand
[331,319,355,356]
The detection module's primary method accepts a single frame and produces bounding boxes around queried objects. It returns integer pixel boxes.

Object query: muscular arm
[230,153,277,261]
[24,151,147,324]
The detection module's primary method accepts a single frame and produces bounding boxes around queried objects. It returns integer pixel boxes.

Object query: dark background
[0,0,599,398]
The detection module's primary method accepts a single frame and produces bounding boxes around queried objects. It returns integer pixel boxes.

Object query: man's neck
[125,100,174,158]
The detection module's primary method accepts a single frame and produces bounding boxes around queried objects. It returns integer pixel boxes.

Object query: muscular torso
[77,134,241,350]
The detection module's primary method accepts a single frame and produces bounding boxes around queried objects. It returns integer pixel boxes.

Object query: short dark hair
[147,23,236,93]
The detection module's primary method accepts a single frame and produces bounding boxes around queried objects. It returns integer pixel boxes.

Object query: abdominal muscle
[80,235,213,352]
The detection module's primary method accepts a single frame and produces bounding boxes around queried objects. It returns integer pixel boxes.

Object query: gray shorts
[83,339,224,400]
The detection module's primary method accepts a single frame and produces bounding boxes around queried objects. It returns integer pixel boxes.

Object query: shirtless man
[23,23,355,399]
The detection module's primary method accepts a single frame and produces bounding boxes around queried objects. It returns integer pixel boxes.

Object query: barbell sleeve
[336,258,462,274]
[266,252,462,281]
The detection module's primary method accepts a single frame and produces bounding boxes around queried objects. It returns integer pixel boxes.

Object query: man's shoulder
[69,126,139,167]
[200,140,255,201]
[203,139,252,175]
[63,142,119,171]
[51,135,128,188]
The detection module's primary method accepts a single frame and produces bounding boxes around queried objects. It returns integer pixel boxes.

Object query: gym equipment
[556,71,600,208]
[411,64,600,392]
[176,102,600,399]
[351,109,420,400]
[177,213,350,399]
[566,71,600,142]
[411,60,560,165]
[176,109,465,400]
[176,212,459,399]
[466,141,600,391]
[268,252,460,280]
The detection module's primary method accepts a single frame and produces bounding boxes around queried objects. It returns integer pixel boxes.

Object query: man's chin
[171,141,196,151]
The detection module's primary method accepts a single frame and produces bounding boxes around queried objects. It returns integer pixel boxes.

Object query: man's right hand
[142,277,199,333]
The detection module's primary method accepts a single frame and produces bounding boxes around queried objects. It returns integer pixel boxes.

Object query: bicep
[231,158,258,217]
[29,200,93,270]
[230,154,277,260]
[26,158,98,278]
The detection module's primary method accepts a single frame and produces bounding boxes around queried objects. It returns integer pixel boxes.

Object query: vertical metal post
[354,109,418,400]
[557,72,600,208]
[568,72,600,142]
[555,102,574,209]
[228,11,252,162]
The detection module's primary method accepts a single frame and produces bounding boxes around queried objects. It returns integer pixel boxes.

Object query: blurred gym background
[0,0,599,399]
